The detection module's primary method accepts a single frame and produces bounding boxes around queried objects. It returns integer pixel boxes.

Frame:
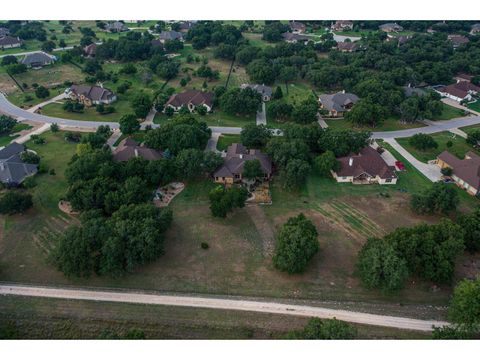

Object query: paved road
[383,138,442,182]
[372,115,480,139]
[0,284,448,332]
[0,47,74,59]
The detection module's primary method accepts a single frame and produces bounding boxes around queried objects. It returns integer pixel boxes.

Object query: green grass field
[40,100,132,122]
[0,123,32,147]
[467,100,480,113]
[325,117,425,132]
[432,104,466,120]
[396,131,479,163]
[217,134,241,151]
[154,110,254,127]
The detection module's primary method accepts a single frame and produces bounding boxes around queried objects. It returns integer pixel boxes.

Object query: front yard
[396,131,480,163]
[154,110,255,127]
[325,117,425,132]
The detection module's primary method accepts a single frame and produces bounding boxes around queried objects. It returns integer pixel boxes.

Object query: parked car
[395,161,406,171]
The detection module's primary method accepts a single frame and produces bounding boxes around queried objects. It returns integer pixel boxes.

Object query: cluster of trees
[2,21,47,41]
[95,31,161,62]
[220,87,262,116]
[0,192,33,215]
[410,182,459,215]
[185,21,243,50]
[0,115,17,135]
[262,21,290,42]
[286,318,357,340]
[357,217,471,292]
[273,213,319,274]
[466,129,480,147]
[209,186,248,218]
[63,100,85,113]
[399,93,443,123]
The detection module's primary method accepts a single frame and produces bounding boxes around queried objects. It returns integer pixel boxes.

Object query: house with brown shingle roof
[336,42,359,52]
[289,21,306,34]
[448,34,470,48]
[332,146,398,185]
[437,151,480,196]
[165,90,214,112]
[112,138,163,162]
[83,43,97,58]
[436,81,480,103]
[471,24,480,35]
[331,21,354,32]
[282,32,310,44]
[214,143,272,184]
[67,84,117,107]
[379,23,404,32]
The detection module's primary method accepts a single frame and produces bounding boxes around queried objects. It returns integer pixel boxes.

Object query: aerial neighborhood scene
[2,16,480,343]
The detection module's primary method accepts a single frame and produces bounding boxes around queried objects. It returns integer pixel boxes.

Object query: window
[385,179,392,183]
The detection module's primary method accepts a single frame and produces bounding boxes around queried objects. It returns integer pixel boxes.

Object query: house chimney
[134,149,139,157]
[342,89,346,94]
[349,158,353,166]
[239,154,243,159]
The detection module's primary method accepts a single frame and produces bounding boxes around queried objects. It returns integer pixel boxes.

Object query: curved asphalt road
[0,284,448,332]
[2,93,480,137]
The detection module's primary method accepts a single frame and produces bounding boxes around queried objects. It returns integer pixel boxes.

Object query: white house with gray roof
[158,31,184,43]
[0,143,38,187]
[319,91,359,117]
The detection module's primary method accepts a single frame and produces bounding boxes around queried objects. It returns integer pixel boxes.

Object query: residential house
[403,85,426,98]
[177,21,196,32]
[437,151,480,196]
[105,21,129,33]
[331,20,354,32]
[67,84,117,107]
[21,51,55,68]
[282,32,310,44]
[454,73,474,83]
[336,41,359,52]
[158,30,184,43]
[436,81,480,103]
[379,23,404,32]
[83,43,97,57]
[165,90,214,112]
[0,27,10,37]
[240,83,272,101]
[214,143,272,184]
[470,23,480,35]
[0,142,38,187]
[448,34,469,48]
[289,21,306,34]
[319,91,359,117]
[0,35,22,49]
[112,138,163,162]
[386,34,410,46]
[332,146,398,185]
[150,39,164,49]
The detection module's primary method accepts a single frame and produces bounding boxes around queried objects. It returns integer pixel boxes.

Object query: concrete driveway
[27,93,67,113]
[383,138,442,182]
[256,102,266,126]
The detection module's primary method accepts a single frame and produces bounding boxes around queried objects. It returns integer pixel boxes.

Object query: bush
[441,167,453,176]
[30,134,46,145]
[201,242,209,250]
[20,151,40,164]
[287,318,357,340]
[50,123,60,132]
[35,86,50,99]
[411,182,459,215]
[408,133,438,151]
[0,192,33,215]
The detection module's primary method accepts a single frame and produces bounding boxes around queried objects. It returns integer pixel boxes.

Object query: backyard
[217,134,241,151]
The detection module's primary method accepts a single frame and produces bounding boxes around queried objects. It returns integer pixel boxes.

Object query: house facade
[214,143,272,184]
[319,91,359,117]
[67,85,117,106]
[331,146,398,185]
[165,90,214,112]
[437,151,480,196]
[331,21,354,32]
[83,43,97,57]
[105,21,129,33]
[0,35,22,49]
[158,30,184,43]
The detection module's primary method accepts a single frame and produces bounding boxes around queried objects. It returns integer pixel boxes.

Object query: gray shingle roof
[21,51,54,66]
[319,92,359,112]
[214,143,272,179]
[240,84,272,97]
[0,36,21,47]
[159,31,183,41]
[69,84,115,102]
[0,143,38,185]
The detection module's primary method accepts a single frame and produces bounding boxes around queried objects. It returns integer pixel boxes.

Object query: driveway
[27,93,67,113]
[441,97,480,116]
[256,102,266,126]
[383,138,442,182]
[206,132,221,153]
[0,284,449,332]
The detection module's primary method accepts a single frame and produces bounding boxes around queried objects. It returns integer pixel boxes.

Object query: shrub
[0,192,33,215]
[201,242,209,250]
[408,133,438,151]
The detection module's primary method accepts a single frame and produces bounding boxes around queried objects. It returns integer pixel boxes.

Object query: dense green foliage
[208,186,248,218]
[0,115,17,135]
[0,192,33,215]
[273,213,319,274]
[240,124,272,148]
[449,278,480,332]
[408,133,438,151]
[287,318,357,340]
[410,182,459,215]
[220,87,262,116]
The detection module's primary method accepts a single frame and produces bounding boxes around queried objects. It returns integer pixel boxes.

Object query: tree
[449,278,480,332]
[281,159,311,190]
[287,318,357,339]
[246,59,276,85]
[243,159,263,181]
[0,192,33,215]
[209,186,248,218]
[20,151,40,164]
[357,237,409,292]
[466,130,480,147]
[262,22,290,42]
[273,213,319,274]
[41,40,56,52]
[318,129,371,157]
[35,86,50,99]
[0,115,17,135]
[131,91,153,119]
[156,60,180,80]
[50,123,60,132]
[220,87,262,116]
[174,148,204,180]
[119,114,140,135]
[1,55,18,66]
[240,124,272,148]
[314,150,339,177]
[268,101,293,121]
[291,97,318,124]
[273,86,283,100]
[457,209,480,253]
[345,99,386,127]
[408,133,438,151]
[410,182,459,215]
[6,63,27,75]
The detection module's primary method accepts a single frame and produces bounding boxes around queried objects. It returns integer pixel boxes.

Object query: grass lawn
[217,134,241,151]
[0,123,33,147]
[40,100,132,122]
[154,110,255,127]
[396,131,480,163]
[432,104,466,121]
[460,124,480,134]
[113,131,147,146]
[467,100,480,113]
[325,117,425,132]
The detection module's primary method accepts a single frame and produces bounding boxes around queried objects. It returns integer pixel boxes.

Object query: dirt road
[0,284,448,332]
